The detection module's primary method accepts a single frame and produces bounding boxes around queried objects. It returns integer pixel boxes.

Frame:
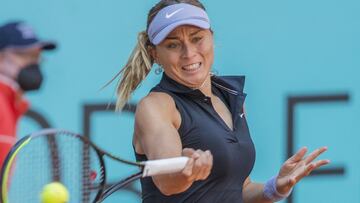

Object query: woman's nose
[181,43,197,59]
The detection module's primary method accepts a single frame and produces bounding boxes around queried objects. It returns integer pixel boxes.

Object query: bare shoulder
[136,92,176,120]
[133,92,182,156]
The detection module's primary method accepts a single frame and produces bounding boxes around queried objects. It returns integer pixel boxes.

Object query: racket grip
[142,157,189,177]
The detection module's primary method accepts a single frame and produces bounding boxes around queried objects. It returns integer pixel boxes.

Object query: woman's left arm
[242,178,271,203]
[242,146,330,203]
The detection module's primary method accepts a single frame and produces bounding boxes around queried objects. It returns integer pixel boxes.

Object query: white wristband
[263,176,292,202]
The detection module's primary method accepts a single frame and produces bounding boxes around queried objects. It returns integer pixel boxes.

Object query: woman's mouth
[182,62,202,72]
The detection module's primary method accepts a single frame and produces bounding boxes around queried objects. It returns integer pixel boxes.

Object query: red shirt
[0,75,29,168]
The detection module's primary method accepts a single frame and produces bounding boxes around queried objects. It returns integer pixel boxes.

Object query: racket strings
[3,131,104,203]
[47,134,61,182]
[6,135,53,203]
[82,143,97,203]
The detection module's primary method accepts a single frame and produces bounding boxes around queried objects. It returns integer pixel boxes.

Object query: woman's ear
[148,45,158,64]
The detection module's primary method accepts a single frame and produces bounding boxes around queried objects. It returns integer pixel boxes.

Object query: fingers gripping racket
[0,129,188,203]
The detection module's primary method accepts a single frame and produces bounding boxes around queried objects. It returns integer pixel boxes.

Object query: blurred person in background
[0,21,56,168]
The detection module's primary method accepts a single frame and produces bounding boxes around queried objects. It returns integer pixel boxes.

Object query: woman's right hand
[181,148,213,182]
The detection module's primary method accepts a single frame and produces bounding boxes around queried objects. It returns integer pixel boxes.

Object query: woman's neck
[193,74,213,97]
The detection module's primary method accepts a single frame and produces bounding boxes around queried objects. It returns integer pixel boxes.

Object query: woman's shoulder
[136,92,177,117]
[135,91,181,129]
[140,91,175,106]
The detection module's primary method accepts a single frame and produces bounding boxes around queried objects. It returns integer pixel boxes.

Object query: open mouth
[181,62,202,72]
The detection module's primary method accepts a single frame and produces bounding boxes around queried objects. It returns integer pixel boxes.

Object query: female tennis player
[113,0,330,202]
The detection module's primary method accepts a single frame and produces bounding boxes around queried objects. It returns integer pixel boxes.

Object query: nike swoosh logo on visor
[166,8,184,18]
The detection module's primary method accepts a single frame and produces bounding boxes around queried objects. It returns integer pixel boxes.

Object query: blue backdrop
[1,0,359,202]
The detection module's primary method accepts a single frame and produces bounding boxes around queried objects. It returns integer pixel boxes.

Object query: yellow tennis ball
[40,182,69,203]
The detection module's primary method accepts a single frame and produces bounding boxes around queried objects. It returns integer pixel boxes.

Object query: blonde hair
[115,31,153,111]
[114,0,206,111]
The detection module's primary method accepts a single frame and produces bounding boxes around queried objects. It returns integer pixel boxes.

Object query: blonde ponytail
[115,31,153,111]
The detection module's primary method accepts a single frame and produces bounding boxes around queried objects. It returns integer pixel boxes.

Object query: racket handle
[142,157,189,177]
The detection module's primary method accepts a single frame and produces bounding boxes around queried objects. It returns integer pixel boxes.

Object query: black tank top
[135,73,256,203]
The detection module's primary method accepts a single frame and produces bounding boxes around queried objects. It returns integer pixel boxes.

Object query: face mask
[16,64,43,91]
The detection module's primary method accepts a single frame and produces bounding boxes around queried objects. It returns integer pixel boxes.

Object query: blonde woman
[114,0,329,202]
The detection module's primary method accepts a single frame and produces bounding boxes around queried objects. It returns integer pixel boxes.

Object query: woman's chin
[184,77,210,89]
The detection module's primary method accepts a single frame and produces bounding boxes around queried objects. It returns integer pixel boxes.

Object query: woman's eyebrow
[190,29,203,36]
[165,29,204,40]
[165,36,180,40]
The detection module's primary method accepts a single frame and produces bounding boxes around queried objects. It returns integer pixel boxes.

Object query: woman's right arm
[133,92,213,196]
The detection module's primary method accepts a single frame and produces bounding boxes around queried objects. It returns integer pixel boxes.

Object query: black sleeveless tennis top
[135,73,256,203]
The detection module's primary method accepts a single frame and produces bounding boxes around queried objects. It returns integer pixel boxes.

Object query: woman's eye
[192,36,203,43]
[167,43,179,49]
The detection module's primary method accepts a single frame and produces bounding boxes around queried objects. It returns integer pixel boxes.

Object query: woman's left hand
[275,146,330,195]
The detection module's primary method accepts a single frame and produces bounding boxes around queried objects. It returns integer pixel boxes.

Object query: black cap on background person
[0,21,56,51]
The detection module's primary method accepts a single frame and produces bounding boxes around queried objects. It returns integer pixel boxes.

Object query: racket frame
[0,129,188,203]
[0,136,32,203]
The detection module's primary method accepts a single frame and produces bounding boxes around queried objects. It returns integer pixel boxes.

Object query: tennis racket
[0,128,188,203]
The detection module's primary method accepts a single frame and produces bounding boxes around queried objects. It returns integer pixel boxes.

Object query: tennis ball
[40,182,69,203]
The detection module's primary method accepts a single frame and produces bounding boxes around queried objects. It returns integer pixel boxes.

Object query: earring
[155,63,163,75]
